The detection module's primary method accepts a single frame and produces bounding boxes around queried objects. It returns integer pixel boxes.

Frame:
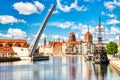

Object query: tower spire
[99,16,101,28]
[88,27,89,32]
[44,36,46,47]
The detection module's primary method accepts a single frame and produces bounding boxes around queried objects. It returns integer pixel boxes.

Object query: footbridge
[13,4,55,59]
[29,4,55,57]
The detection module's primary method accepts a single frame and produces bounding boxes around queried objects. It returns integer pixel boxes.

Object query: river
[0,56,120,80]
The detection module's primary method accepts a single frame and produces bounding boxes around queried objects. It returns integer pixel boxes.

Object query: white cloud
[0,33,12,38]
[106,35,119,43]
[48,21,96,35]
[57,0,87,12]
[84,0,90,2]
[0,28,27,39]
[26,34,36,43]
[52,35,60,40]
[106,19,120,24]
[13,1,45,15]
[104,27,109,35]
[0,15,26,24]
[51,34,68,41]
[48,8,59,14]
[41,33,47,39]
[75,33,81,40]
[108,38,114,42]
[53,10,59,14]
[48,21,74,29]
[8,28,27,39]
[80,35,84,40]
[115,35,119,42]
[13,2,38,15]
[104,0,120,11]
[110,26,120,34]
[113,0,120,6]
[104,1,115,11]
[101,11,105,15]
[27,37,32,43]
[107,14,115,18]
[72,23,95,35]
[34,1,45,11]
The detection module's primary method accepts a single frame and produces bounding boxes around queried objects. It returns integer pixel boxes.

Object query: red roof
[70,32,75,35]
[85,31,92,37]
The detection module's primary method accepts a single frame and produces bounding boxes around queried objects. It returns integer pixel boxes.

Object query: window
[0,44,3,47]
[21,49,24,51]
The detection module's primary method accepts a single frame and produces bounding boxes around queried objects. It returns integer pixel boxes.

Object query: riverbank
[0,57,21,62]
[110,60,120,76]
[109,55,120,76]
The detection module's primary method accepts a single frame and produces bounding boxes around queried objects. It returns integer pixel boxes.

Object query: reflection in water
[0,62,13,80]
[33,64,40,80]
[84,61,92,80]
[69,57,77,80]
[93,64,108,80]
[0,57,120,80]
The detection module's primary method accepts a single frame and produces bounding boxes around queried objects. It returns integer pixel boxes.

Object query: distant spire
[99,16,101,28]
[88,27,89,32]
[43,36,46,47]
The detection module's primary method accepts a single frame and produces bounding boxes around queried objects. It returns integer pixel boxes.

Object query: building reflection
[84,61,92,80]
[0,62,13,80]
[69,57,77,80]
[93,64,108,80]
[39,57,63,80]
[33,64,40,80]
[52,57,62,80]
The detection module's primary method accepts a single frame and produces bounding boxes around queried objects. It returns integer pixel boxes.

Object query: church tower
[43,36,46,47]
[69,32,76,41]
[84,28,92,43]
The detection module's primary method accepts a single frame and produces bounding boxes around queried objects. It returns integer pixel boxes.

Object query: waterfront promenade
[108,54,120,76]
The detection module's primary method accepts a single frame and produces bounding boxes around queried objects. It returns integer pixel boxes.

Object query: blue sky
[0,0,120,44]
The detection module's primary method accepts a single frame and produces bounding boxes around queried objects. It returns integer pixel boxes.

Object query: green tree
[106,42,118,55]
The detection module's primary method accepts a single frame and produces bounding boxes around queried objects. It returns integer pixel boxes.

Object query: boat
[93,47,109,64]
[92,17,109,64]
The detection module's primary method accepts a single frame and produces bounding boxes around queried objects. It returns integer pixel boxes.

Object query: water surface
[0,56,119,80]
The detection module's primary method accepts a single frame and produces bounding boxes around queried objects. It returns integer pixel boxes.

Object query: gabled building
[0,39,29,57]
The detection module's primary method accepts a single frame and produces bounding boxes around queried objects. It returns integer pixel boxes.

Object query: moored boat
[93,47,109,64]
